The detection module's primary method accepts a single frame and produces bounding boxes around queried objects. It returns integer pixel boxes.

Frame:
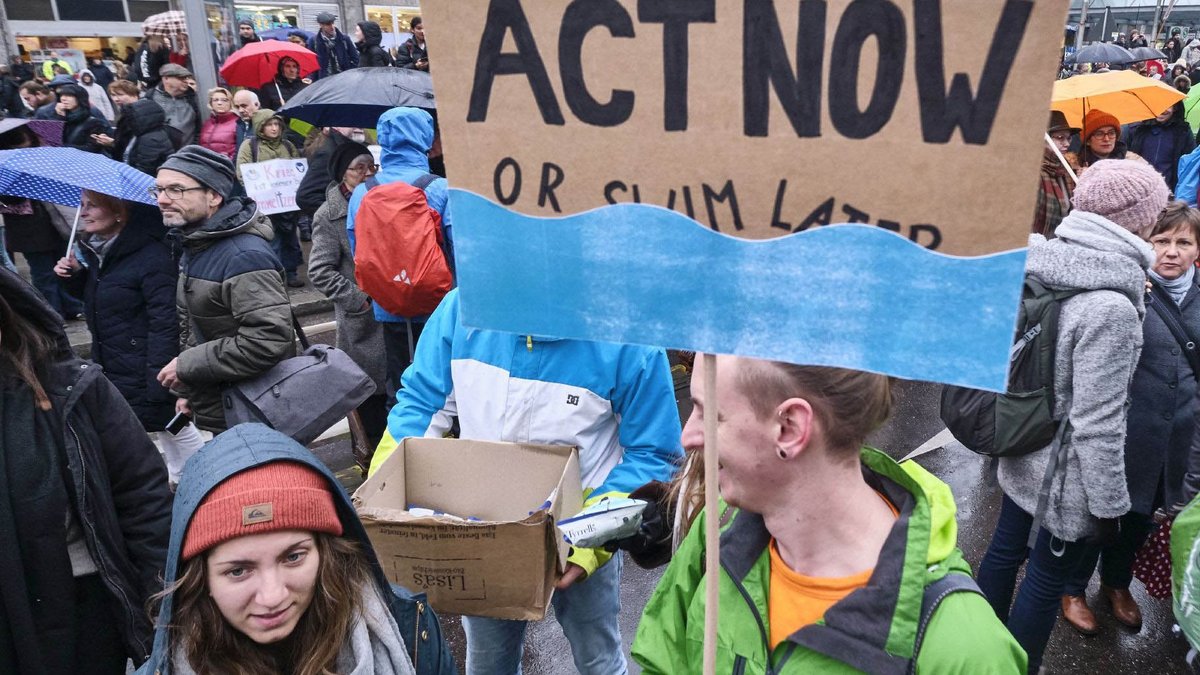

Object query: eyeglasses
[346,164,379,175]
[1092,129,1119,140]
[1049,132,1072,143]
[149,185,206,200]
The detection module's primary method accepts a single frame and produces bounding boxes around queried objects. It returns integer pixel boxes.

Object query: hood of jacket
[176,194,273,247]
[78,68,96,85]
[251,109,286,147]
[274,56,304,85]
[121,98,167,136]
[377,106,433,171]
[0,266,73,358]
[357,21,384,48]
[144,424,402,673]
[1025,211,1154,310]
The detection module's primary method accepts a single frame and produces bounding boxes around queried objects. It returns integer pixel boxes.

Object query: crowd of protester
[6,18,1200,675]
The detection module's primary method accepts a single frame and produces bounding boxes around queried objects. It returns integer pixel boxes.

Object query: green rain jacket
[632,448,1026,674]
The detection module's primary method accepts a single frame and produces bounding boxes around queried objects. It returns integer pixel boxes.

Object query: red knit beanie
[1082,108,1122,143]
[183,462,343,560]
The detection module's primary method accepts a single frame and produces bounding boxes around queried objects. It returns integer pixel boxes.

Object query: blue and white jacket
[371,290,684,502]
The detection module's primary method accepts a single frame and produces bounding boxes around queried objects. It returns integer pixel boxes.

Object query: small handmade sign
[241,158,308,215]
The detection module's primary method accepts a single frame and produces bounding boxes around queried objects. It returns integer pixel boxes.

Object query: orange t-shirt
[768,493,899,648]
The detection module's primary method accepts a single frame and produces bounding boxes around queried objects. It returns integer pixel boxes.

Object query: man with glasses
[153,146,295,432]
[1034,111,1079,238]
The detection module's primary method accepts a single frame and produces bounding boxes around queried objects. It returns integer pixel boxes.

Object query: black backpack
[939,277,1083,458]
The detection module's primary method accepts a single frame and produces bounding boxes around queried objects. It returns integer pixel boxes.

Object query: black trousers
[382,320,425,408]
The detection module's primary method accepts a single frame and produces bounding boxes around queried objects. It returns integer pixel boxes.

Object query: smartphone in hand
[165,410,191,435]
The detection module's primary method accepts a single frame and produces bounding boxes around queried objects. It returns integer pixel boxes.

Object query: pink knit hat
[1072,159,1170,234]
[183,462,343,560]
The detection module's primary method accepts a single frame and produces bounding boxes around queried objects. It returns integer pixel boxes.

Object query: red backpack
[353,174,453,317]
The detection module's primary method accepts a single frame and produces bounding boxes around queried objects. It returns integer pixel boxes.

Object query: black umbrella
[278,67,435,128]
[1130,46,1169,62]
[1073,42,1137,65]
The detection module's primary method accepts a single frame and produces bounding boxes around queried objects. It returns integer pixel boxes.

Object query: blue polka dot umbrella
[0,146,159,255]
[0,147,157,208]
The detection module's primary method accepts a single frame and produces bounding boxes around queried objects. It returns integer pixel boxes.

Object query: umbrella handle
[1045,132,1079,184]
[64,205,81,260]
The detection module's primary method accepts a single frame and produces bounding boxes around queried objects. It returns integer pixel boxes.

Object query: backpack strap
[907,573,985,674]
[411,173,438,191]
[250,136,259,163]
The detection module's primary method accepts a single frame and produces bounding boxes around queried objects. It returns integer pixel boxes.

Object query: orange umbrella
[1051,71,1185,128]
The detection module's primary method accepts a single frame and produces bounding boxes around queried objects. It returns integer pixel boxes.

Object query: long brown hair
[152,532,374,675]
[0,290,57,410]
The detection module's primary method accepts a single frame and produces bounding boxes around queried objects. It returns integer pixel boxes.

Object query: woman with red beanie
[1070,108,1146,173]
[139,423,454,675]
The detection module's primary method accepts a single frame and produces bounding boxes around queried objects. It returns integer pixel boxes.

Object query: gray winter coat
[1124,277,1200,515]
[998,211,1155,541]
[308,183,387,392]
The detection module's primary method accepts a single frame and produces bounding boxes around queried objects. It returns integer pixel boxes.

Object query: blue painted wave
[451,190,1026,392]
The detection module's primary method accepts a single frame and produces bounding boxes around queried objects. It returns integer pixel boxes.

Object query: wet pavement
[310,380,1199,674]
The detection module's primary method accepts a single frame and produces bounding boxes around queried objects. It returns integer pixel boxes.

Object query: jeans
[382,320,425,408]
[1063,510,1155,596]
[462,555,626,675]
[269,213,303,276]
[23,250,84,317]
[977,494,1092,674]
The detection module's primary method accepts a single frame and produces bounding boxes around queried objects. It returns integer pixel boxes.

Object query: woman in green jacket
[632,356,1027,674]
[236,110,305,287]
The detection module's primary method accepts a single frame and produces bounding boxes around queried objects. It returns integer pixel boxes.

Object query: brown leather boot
[1102,585,1143,630]
[1061,595,1099,635]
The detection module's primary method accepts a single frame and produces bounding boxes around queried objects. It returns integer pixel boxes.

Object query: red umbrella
[219,41,319,88]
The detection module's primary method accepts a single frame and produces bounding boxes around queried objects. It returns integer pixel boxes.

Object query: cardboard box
[352,438,582,620]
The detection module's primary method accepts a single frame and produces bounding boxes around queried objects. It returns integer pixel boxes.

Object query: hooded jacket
[347,106,453,323]
[55,84,110,153]
[69,204,178,430]
[198,109,239,159]
[115,98,176,176]
[357,21,394,67]
[78,69,115,121]
[0,267,172,671]
[235,110,299,181]
[258,57,309,111]
[998,212,1155,541]
[137,424,454,674]
[173,196,294,431]
[146,81,200,146]
[632,450,1026,674]
[1127,102,1197,190]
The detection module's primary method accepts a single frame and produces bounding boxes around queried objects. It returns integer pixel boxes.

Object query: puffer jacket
[308,182,387,393]
[0,267,172,670]
[347,107,453,324]
[998,212,1155,541]
[172,196,294,432]
[632,451,1027,674]
[235,110,299,181]
[70,204,178,430]
[198,110,239,159]
[115,99,176,176]
[136,423,455,675]
[357,21,394,67]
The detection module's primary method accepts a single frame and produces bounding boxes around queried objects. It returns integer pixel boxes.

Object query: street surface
[311,379,1195,674]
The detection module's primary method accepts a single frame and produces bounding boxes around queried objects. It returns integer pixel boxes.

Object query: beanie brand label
[243,503,274,526]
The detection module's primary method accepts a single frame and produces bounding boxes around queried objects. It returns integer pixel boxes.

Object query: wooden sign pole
[703,353,719,675]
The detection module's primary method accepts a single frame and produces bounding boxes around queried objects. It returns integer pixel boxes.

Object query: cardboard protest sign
[241,158,307,215]
[425,0,1068,391]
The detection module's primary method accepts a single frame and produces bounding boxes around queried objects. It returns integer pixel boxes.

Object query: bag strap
[1149,282,1200,377]
[907,573,985,674]
[251,136,259,163]
[412,172,438,191]
[1029,417,1071,550]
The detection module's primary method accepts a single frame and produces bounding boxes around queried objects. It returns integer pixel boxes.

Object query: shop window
[128,0,172,22]
[4,0,55,21]
[56,0,125,21]
[236,4,301,32]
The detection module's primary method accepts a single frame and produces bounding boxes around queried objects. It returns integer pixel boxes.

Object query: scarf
[321,31,343,74]
[84,232,119,267]
[1150,264,1196,305]
[170,580,416,675]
